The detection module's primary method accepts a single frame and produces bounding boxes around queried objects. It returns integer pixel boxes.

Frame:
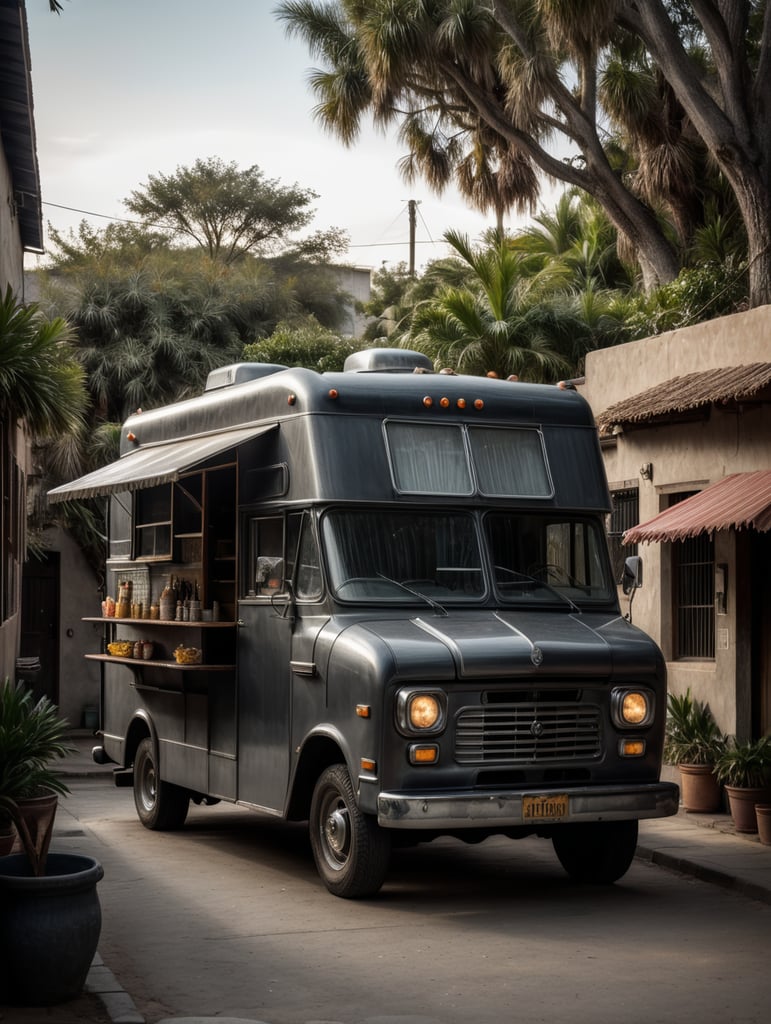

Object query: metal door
[235,599,293,811]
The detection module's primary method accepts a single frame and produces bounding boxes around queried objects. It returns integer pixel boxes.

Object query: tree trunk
[731,175,771,308]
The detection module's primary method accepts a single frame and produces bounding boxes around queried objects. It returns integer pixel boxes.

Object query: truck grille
[454,702,602,764]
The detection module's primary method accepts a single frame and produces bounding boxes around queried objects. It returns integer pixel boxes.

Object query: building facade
[0,0,43,683]
[580,307,771,741]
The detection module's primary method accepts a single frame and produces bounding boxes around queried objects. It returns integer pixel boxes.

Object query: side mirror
[621,555,643,595]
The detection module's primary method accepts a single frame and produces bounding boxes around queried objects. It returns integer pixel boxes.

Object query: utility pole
[408,199,417,277]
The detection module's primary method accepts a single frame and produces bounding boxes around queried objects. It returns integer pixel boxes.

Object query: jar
[133,641,144,659]
[142,642,154,660]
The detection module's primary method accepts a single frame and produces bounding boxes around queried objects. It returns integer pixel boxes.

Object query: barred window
[674,532,715,659]
[608,488,639,584]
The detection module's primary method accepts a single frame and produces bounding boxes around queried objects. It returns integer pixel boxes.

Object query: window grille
[670,491,714,659]
[608,488,639,583]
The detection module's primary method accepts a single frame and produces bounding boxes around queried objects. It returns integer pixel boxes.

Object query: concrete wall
[42,527,103,726]
[580,305,771,736]
[331,265,371,338]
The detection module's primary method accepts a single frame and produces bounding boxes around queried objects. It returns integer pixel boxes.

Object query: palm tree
[406,230,578,381]
[0,287,86,438]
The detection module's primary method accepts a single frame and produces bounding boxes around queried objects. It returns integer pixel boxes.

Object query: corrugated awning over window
[623,471,771,544]
[48,424,277,503]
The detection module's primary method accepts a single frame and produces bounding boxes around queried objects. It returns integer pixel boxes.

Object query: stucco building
[579,306,771,742]
[0,0,43,683]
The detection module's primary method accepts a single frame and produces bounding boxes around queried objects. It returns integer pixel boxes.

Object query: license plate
[522,793,569,821]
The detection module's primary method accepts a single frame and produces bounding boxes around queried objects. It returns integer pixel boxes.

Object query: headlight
[611,687,654,728]
[395,688,447,735]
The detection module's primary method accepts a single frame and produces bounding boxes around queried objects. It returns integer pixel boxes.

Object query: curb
[634,844,771,906]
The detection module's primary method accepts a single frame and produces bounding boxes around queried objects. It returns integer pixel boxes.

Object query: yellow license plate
[522,793,569,821]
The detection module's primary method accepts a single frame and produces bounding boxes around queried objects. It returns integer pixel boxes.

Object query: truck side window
[247,516,284,597]
[294,519,322,601]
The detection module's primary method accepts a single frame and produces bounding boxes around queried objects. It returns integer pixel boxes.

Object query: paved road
[52,776,770,1024]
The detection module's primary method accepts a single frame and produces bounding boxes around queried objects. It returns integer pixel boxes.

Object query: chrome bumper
[377,782,679,829]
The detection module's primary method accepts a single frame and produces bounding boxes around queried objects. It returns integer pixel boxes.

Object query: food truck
[50,349,678,897]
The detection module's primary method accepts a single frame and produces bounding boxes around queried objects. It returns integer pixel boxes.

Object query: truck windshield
[484,512,615,605]
[321,509,615,606]
[322,510,485,602]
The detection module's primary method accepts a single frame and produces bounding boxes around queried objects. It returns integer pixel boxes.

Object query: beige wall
[0,149,24,293]
[43,528,102,725]
[580,306,771,737]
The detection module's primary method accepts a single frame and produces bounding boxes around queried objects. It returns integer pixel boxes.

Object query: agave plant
[715,736,771,789]
[0,678,74,875]
[664,689,727,767]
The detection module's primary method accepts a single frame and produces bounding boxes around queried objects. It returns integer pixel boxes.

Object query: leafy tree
[362,258,474,341]
[624,257,749,338]
[124,156,347,265]
[278,1,771,307]
[242,316,361,372]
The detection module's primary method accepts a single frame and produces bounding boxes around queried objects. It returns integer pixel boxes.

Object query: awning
[623,471,771,544]
[48,424,277,503]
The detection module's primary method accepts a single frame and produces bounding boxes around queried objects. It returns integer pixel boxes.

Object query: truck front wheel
[309,764,390,898]
[552,820,638,884]
[133,737,190,831]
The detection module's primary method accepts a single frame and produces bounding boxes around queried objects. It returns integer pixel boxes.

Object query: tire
[133,737,190,831]
[552,819,638,884]
[309,764,391,899]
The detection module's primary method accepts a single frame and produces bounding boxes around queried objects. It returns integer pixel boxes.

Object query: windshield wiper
[376,573,447,616]
[493,567,580,614]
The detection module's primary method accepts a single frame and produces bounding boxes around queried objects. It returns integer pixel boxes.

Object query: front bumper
[377,781,679,829]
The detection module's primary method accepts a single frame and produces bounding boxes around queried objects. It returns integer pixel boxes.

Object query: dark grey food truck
[50,349,678,898]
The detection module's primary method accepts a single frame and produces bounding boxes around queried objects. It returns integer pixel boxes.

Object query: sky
[23,0,548,275]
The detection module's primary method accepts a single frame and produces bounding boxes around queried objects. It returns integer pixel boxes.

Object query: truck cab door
[235,514,294,811]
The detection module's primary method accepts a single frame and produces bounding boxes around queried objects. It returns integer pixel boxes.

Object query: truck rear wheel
[552,820,638,884]
[309,764,390,899]
[133,737,189,831]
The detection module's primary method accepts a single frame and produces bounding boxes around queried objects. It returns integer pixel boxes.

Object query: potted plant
[714,735,771,833]
[0,678,104,1006]
[664,689,726,813]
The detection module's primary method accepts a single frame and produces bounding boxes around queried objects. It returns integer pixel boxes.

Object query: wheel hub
[324,805,349,858]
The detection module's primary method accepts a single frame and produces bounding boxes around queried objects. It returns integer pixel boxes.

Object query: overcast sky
[24,0,548,273]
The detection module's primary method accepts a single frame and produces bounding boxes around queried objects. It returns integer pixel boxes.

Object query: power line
[40,200,444,249]
[42,200,143,225]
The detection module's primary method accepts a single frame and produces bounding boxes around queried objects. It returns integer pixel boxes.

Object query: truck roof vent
[204,363,288,392]
[343,348,434,374]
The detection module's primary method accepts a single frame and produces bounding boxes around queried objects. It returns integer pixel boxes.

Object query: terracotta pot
[725,785,771,833]
[756,804,771,846]
[678,764,722,813]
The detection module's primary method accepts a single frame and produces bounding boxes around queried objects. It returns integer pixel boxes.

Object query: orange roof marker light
[440,396,450,408]
[328,388,339,400]
[474,399,484,410]
[423,395,433,408]
[126,431,137,443]
[287,393,296,406]
[457,398,467,409]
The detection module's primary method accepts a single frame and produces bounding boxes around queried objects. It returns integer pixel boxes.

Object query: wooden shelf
[83,617,235,627]
[85,654,234,671]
